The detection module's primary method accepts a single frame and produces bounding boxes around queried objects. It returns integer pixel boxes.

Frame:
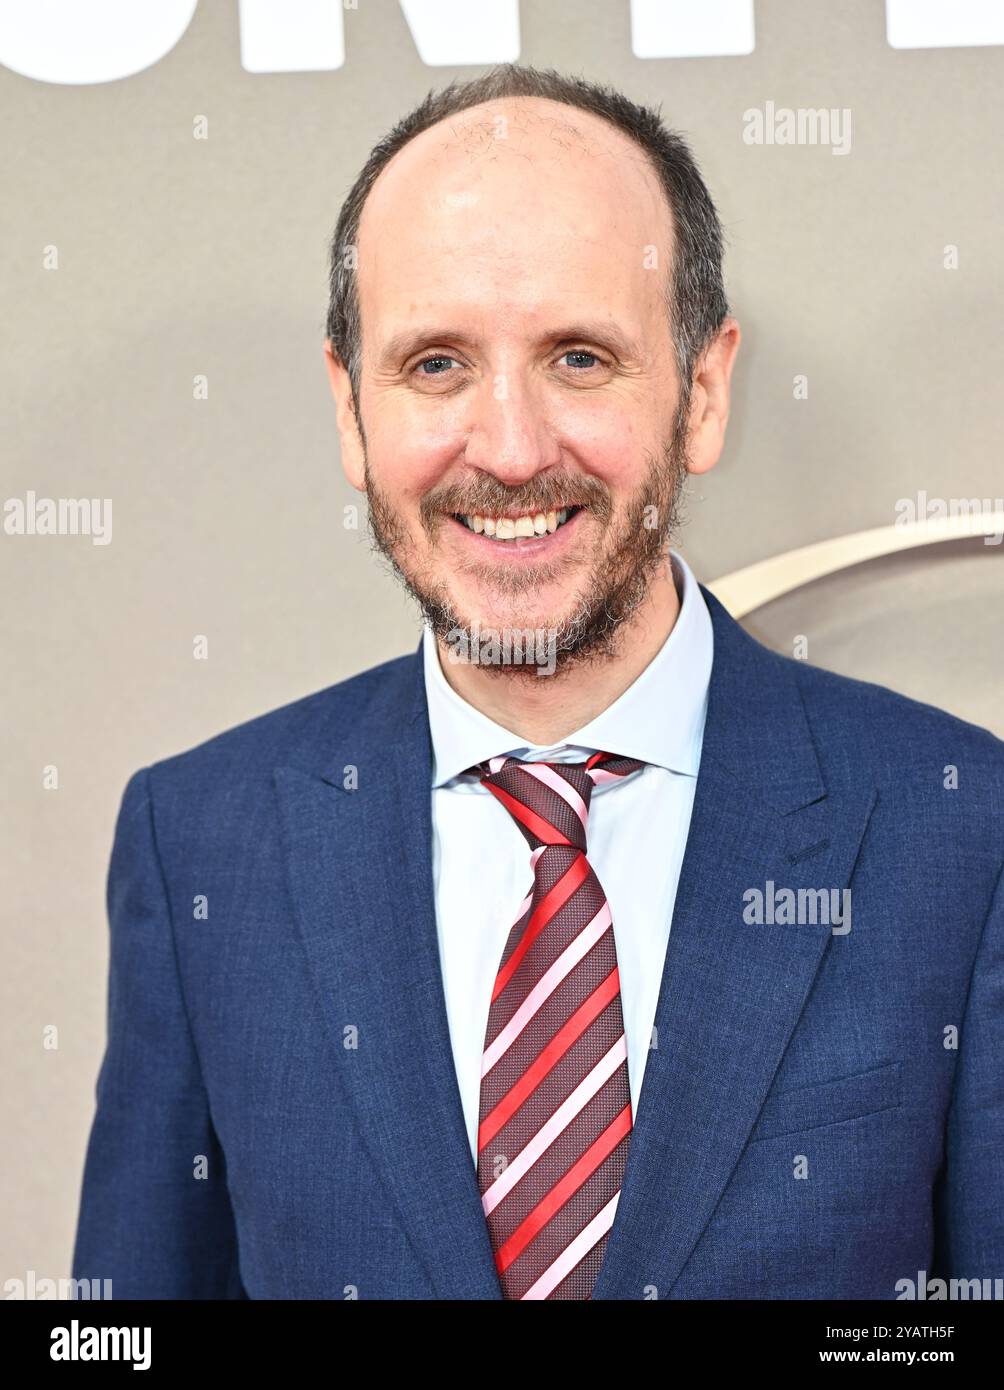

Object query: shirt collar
[422,550,713,787]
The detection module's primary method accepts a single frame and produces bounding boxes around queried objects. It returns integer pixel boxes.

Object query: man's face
[336,98,701,670]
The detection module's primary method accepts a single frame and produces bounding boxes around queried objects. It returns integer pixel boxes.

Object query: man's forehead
[361,94,668,240]
[352,95,675,362]
[361,223,662,362]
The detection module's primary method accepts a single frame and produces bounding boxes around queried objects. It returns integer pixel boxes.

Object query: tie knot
[472,751,645,854]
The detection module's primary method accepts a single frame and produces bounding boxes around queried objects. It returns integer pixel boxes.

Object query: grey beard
[363,412,690,677]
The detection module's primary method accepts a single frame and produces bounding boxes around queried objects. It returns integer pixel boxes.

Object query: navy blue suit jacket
[72,588,1004,1299]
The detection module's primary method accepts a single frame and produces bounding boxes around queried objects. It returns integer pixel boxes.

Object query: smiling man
[73,64,1004,1302]
[325,68,734,742]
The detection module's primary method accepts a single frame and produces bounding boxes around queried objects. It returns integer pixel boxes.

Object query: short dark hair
[326,63,729,412]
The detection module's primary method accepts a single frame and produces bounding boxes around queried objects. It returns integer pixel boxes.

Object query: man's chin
[419,578,568,674]
[435,584,574,642]
[448,546,584,593]
[374,505,676,676]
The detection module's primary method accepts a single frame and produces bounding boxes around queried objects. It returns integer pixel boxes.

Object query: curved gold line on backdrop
[707,511,1004,619]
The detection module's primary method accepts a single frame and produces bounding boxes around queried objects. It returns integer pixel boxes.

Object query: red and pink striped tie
[472,750,645,1300]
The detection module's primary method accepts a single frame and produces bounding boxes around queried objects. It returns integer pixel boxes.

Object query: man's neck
[433,558,683,746]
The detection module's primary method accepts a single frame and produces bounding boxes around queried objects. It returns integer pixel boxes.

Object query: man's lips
[444,505,588,558]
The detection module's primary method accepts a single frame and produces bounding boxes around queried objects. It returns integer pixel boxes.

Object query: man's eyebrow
[377,320,642,367]
[378,327,479,366]
[549,322,642,357]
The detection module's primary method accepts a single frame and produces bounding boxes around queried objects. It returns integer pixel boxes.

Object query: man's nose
[462,376,561,487]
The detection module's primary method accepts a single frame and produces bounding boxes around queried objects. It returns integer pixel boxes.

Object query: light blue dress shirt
[422,550,714,1163]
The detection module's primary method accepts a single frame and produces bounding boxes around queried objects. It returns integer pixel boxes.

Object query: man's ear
[685,317,740,477]
[324,339,366,491]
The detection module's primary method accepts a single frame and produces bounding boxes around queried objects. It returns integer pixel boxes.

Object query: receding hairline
[433,92,623,149]
[358,91,676,262]
[326,64,730,409]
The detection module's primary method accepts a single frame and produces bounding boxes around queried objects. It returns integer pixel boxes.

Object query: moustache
[419,473,613,531]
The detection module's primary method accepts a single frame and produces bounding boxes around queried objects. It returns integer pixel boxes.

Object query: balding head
[356,95,676,417]
[326,65,729,408]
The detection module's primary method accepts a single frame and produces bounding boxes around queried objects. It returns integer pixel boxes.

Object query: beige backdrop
[2,0,1002,1291]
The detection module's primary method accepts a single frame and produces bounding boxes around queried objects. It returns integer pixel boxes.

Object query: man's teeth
[462,509,571,539]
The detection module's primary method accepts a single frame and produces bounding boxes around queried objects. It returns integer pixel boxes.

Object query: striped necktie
[471,749,645,1300]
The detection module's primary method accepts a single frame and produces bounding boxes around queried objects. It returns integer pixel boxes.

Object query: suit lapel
[592,588,876,1298]
[274,591,876,1301]
[273,653,503,1299]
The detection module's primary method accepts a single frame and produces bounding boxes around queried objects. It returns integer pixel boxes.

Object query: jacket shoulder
[787,653,1004,786]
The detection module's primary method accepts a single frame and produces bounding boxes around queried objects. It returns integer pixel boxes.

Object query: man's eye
[415,355,458,375]
[560,350,601,370]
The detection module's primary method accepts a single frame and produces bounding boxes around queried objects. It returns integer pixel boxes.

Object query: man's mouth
[452,505,584,541]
